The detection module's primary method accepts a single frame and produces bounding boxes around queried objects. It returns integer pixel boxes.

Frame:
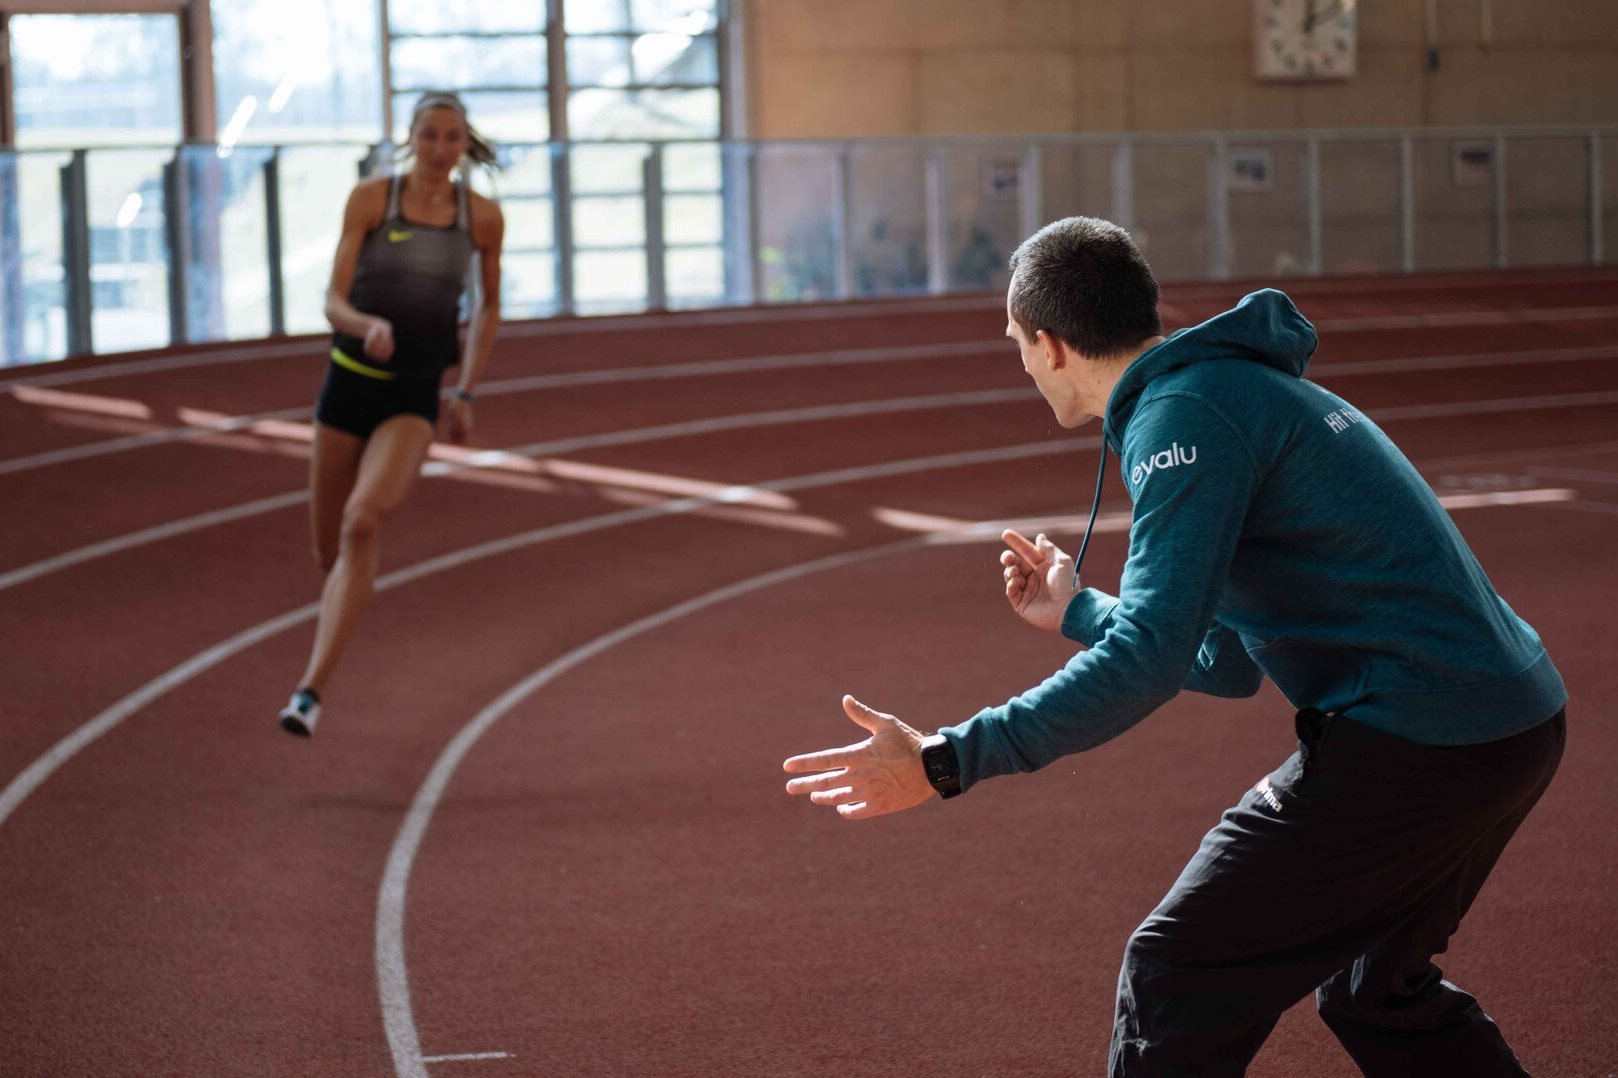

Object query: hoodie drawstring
[1072,440,1108,589]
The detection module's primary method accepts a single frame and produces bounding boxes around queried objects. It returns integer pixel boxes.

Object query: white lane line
[1432,488,1577,510]
[1373,388,1618,422]
[0,491,308,592]
[1311,305,1618,332]
[0,387,1049,593]
[1318,343,1618,377]
[372,480,1598,1077]
[9,360,1618,596]
[1527,465,1618,485]
[5,333,1613,476]
[3,281,1612,392]
[420,1052,512,1064]
[0,339,321,392]
[0,295,1001,392]
[474,338,1002,396]
[0,437,1090,831]
[0,340,1007,475]
[375,533,936,1078]
[0,405,308,476]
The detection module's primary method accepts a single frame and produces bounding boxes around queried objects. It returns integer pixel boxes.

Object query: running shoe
[278,688,321,737]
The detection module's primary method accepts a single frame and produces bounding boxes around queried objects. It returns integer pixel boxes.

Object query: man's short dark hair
[1007,216,1162,358]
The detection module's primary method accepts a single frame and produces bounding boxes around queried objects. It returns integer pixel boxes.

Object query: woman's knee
[339,502,386,551]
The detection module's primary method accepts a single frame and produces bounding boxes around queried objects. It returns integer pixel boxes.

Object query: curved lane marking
[5,342,1615,592]
[0,437,1091,830]
[375,534,935,1077]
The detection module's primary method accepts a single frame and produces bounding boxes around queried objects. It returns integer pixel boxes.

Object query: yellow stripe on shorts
[330,346,397,381]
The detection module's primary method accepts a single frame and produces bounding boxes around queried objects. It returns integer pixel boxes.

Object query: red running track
[1,270,1615,1076]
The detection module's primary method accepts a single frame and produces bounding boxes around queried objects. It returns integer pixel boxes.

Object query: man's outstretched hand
[1000,529,1080,632]
[783,696,934,820]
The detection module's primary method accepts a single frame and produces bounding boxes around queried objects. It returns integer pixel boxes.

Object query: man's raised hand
[1000,529,1080,632]
[782,696,934,820]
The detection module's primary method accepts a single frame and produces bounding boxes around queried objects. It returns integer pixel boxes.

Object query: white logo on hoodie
[1130,442,1199,487]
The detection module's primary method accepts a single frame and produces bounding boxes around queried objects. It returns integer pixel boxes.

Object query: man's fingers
[809,786,859,806]
[841,694,891,733]
[784,769,849,796]
[783,743,862,774]
[1002,529,1043,565]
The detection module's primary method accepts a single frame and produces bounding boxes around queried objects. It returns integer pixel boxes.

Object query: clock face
[1254,0,1357,80]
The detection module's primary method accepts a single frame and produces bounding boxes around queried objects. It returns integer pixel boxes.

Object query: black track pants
[1109,707,1565,1077]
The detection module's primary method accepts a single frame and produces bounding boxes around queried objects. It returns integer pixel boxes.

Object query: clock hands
[1304,0,1349,36]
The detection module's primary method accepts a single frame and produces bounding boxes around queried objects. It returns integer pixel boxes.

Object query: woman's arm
[323,180,394,358]
[446,193,505,442]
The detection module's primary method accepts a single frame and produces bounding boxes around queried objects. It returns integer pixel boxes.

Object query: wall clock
[1254,0,1358,80]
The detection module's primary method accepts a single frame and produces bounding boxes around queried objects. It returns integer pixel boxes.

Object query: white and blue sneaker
[278,688,321,737]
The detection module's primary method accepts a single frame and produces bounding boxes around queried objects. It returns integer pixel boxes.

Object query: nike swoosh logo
[388,230,414,243]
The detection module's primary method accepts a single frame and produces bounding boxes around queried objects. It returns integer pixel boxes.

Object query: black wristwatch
[919,733,963,799]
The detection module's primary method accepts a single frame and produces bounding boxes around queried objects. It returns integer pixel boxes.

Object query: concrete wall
[740,0,1618,138]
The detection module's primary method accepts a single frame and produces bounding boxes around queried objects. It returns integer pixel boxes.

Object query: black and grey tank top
[332,175,475,380]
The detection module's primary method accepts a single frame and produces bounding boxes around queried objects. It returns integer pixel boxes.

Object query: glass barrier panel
[570,142,648,196]
[502,251,559,318]
[1037,141,1120,226]
[86,148,173,354]
[1130,142,1213,283]
[1505,136,1589,267]
[392,91,549,145]
[7,151,70,363]
[179,145,274,344]
[1605,136,1618,267]
[574,248,647,312]
[480,142,557,318]
[941,141,1026,294]
[574,195,646,247]
[0,153,25,364]
[2,149,74,365]
[848,144,927,297]
[667,246,724,306]
[1224,142,1310,281]
[1413,137,1496,271]
[1318,139,1402,276]
[755,144,840,303]
[275,144,371,336]
[664,142,722,193]
[665,194,721,246]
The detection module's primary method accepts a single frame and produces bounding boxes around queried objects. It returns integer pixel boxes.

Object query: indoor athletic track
[2,269,1615,1077]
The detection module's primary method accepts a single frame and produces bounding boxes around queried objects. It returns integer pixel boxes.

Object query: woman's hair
[399,91,500,171]
[1007,216,1161,359]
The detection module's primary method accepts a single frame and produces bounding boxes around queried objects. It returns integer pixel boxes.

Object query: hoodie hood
[1103,289,1317,449]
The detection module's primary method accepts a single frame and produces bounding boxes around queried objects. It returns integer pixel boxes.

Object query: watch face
[1255,0,1357,80]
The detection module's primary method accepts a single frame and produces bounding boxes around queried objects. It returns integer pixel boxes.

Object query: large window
[0,0,735,363]
[565,0,724,310]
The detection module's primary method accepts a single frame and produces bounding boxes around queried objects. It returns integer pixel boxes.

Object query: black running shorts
[314,350,441,439]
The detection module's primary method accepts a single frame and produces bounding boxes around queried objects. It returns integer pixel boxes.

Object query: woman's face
[410,107,470,176]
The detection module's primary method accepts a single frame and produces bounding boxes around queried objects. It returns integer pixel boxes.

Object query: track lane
[1,274,1614,1075]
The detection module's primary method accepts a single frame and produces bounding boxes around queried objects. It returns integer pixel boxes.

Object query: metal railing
[3,125,1615,366]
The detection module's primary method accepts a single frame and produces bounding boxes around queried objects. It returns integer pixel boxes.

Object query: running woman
[278,91,505,737]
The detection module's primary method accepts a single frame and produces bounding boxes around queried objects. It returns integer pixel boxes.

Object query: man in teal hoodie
[784,217,1566,1076]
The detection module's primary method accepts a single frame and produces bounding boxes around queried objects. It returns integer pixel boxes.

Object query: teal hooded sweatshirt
[939,289,1566,793]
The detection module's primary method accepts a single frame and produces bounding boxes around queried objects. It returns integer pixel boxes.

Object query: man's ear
[1034,330,1067,371]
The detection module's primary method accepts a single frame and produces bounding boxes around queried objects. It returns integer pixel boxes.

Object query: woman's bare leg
[297,414,435,695]
[309,421,365,572]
